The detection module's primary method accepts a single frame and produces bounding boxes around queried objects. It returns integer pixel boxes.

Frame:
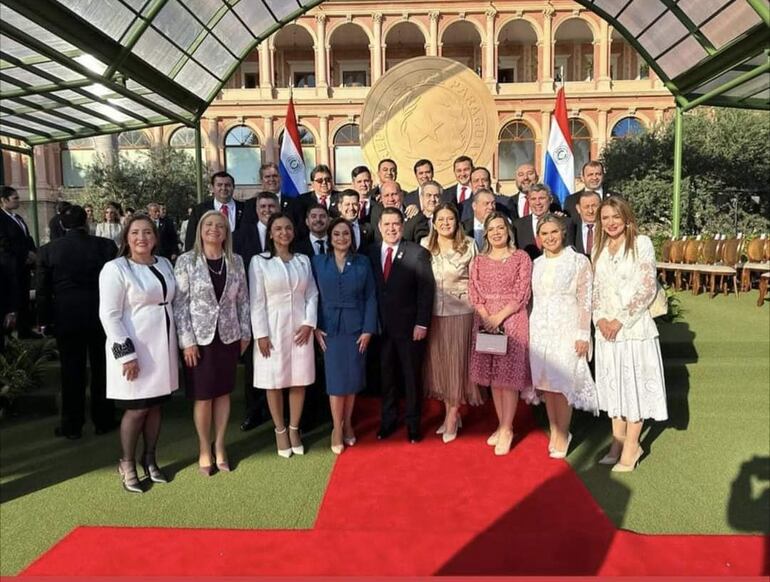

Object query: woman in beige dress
[421,202,481,443]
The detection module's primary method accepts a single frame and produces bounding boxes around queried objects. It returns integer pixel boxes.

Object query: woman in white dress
[249,213,318,458]
[95,202,123,245]
[592,197,667,472]
[528,214,598,459]
[99,214,179,493]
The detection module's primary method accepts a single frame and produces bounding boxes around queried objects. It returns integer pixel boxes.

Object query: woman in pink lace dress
[469,212,532,456]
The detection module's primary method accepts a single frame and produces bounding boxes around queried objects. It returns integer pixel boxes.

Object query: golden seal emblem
[361,56,498,191]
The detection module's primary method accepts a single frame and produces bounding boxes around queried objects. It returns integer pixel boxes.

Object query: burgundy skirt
[184,331,240,400]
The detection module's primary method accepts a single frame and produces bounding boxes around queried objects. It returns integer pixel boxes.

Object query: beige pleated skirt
[424,313,483,407]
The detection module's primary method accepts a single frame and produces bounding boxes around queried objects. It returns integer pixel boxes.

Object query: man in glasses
[299,164,340,220]
[250,162,303,228]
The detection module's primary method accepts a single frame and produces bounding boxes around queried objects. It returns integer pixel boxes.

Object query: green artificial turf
[1,292,768,574]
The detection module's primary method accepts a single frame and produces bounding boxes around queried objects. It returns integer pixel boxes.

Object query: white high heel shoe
[275,427,292,458]
[442,415,462,444]
[289,426,304,455]
[611,448,643,473]
[549,433,572,459]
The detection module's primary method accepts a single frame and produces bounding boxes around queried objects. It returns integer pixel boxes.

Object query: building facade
[2,0,675,230]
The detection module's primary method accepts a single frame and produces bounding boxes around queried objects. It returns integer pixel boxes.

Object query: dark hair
[125,206,136,214]
[377,158,397,171]
[413,159,434,174]
[263,212,295,258]
[210,171,235,186]
[259,162,280,179]
[256,191,279,204]
[471,166,491,181]
[581,160,605,174]
[327,217,355,253]
[305,202,328,220]
[379,206,404,224]
[56,200,72,214]
[0,186,18,199]
[453,155,473,168]
[310,164,332,182]
[60,205,87,229]
[339,188,360,201]
[351,165,371,180]
[425,203,468,255]
[118,213,158,258]
[578,189,602,204]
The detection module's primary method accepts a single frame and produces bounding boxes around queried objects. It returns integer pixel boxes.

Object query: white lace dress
[528,247,598,413]
[593,235,668,422]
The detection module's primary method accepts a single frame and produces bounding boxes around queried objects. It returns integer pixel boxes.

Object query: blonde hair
[193,210,234,263]
[480,211,517,255]
[592,196,639,262]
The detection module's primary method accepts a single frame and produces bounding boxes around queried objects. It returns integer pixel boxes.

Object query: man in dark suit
[404,159,435,209]
[463,188,497,249]
[294,204,330,257]
[351,166,374,224]
[0,186,38,338]
[368,207,435,443]
[513,183,572,261]
[247,162,304,228]
[147,202,178,261]
[507,162,538,220]
[298,164,339,219]
[371,181,429,244]
[184,171,246,251]
[563,160,618,219]
[460,166,512,221]
[369,158,398,203]
[48,201,71,242]
[441,155,474,215]
[571,190,601,258]
[37,205,117,439]
[233,191,279,432]
[338,189,373,253]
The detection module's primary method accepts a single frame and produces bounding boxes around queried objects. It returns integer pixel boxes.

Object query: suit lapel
[195,254,219,305]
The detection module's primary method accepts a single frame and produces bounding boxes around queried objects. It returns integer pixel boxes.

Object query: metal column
[671,106,683,238]
[194,120,204,203]
[27,146,39,244]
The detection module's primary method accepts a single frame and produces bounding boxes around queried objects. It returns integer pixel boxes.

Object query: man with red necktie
[184,171,246,251]
[441,156,474,215]
[572,190,601,258]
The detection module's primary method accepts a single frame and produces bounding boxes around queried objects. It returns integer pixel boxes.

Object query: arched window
[118,130,151,163]
[61,137,96,188]
[570,119,591,177]
[169,126,202,161]
[611,117,644,139]
[225,125,261,185]
[278,125,316,183]
[498,122,535,181]
[332,124,364,185]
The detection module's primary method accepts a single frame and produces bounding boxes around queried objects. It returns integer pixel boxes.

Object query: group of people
[0,153,668,495]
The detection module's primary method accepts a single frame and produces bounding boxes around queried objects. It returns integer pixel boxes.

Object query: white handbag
[649,281,668,318]
[475,331,508,355]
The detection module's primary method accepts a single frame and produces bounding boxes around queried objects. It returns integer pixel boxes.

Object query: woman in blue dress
[312,217,377,455]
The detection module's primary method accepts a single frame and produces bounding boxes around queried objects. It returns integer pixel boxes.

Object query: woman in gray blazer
[174,211,251,475]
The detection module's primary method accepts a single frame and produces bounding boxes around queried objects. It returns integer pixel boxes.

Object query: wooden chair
[741,238,770,292]
[720,238,741,296]
[656,238,674,286]
[668,239,686,290]
[696,237,739,298]
[758,272,770,307]
[681,238,702,292]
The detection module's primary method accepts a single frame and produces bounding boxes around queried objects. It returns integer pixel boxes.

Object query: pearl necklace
[207,256,225,275]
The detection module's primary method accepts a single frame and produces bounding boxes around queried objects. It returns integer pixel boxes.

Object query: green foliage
[72,147,200,223]
[601,108,770,237]
[0,338,57,410]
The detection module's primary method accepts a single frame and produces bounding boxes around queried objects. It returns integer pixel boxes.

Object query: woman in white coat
[99,214,179,494]
[249,213,318,458]
[592,196,667,472]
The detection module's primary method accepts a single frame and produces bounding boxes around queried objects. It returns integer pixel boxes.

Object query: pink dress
[469,251,532,390]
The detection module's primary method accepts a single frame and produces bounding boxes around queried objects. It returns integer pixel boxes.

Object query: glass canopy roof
[0,0,767,148]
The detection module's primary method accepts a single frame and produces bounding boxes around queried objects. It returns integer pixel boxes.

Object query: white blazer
[99,257,179,400]
[249,253,318,389]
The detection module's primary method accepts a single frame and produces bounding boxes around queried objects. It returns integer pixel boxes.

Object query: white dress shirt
[351,220,361,249]
[581,222,596,252]
[257,221,268,251]
[380,241,400,270]
[473,217,485,249]
[455,184,471,204]
[517,192,528,218]
[309,234,328,255]
[213,199,236,231]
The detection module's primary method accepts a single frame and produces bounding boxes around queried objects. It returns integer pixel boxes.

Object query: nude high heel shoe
[548,433,572,459]
[442,415,462,444]
[611,447,643,472]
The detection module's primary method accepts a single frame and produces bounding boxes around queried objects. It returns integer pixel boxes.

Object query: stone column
[597,108,608,152]
[319,115,329,165]
[315,15,328,92]
[428,11,439,56]
[598,19,610,88]
[372,13,383,82]
[263,115,275,163]
[205,117,221,171]
[258,42,273,91]
[484,8,497,85]
[541,3,555,88]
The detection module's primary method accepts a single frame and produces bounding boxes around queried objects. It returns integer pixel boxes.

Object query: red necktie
[220,205,229,218]
[586,224,594,254]
[383,247,393,282]
[522,198,530,216]
[359,201,366,220]
[459,186,467,204]
[319,195,328,208]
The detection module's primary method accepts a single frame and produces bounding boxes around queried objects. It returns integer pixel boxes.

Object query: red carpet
[21,399,769,576]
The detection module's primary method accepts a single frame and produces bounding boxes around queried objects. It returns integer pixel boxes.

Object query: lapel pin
[397,252,404,260]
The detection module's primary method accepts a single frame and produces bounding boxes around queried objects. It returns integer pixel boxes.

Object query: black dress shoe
[54,426,82,440]
[377,425,397,440]
[407,430,422,444]
[240,414,265,432]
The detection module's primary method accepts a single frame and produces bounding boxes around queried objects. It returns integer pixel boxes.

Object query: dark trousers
[56,328,114,433]
[16,267,34,334]
[243,340,267,419]
[380,334,425,433]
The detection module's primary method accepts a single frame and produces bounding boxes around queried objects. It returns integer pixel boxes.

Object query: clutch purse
[649,281,668,318]
[475,330,508,355]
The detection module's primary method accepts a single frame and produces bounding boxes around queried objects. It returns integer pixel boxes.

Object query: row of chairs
[656,236,770,304]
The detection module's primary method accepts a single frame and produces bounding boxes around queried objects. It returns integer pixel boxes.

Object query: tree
[74,146,200,223]
[601,108,770,237]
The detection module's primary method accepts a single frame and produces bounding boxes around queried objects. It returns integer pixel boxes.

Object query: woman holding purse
[469,212,532,456]
[592,197,667,472]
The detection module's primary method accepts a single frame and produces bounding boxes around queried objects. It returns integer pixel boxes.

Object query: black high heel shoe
[118,459,143,494]
[141,453,168,484]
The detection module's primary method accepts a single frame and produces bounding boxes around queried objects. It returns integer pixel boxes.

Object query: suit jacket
[172,251,251,349]
[184,199,246,251]
[563,189,620,219]
[514,214,574,261]
[352,221,374,253]
[441,184,473,217]
[372,210,430,245]
[48,214,65,242]
[232,221,266,273]
[311,253,377,336]
[367,240,435,339]
[0,254,17,316]
[404,189,420,209]
[36,229,117,334]
[298,190,341,218]
[571,220,598,258]
[294,235,328,258]
[156,217,179,259]
[0,210,36,267]
[459,194,513,222]
[243,194,303,229]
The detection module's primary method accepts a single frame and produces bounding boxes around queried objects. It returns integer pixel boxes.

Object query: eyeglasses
[314,178,332,184]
